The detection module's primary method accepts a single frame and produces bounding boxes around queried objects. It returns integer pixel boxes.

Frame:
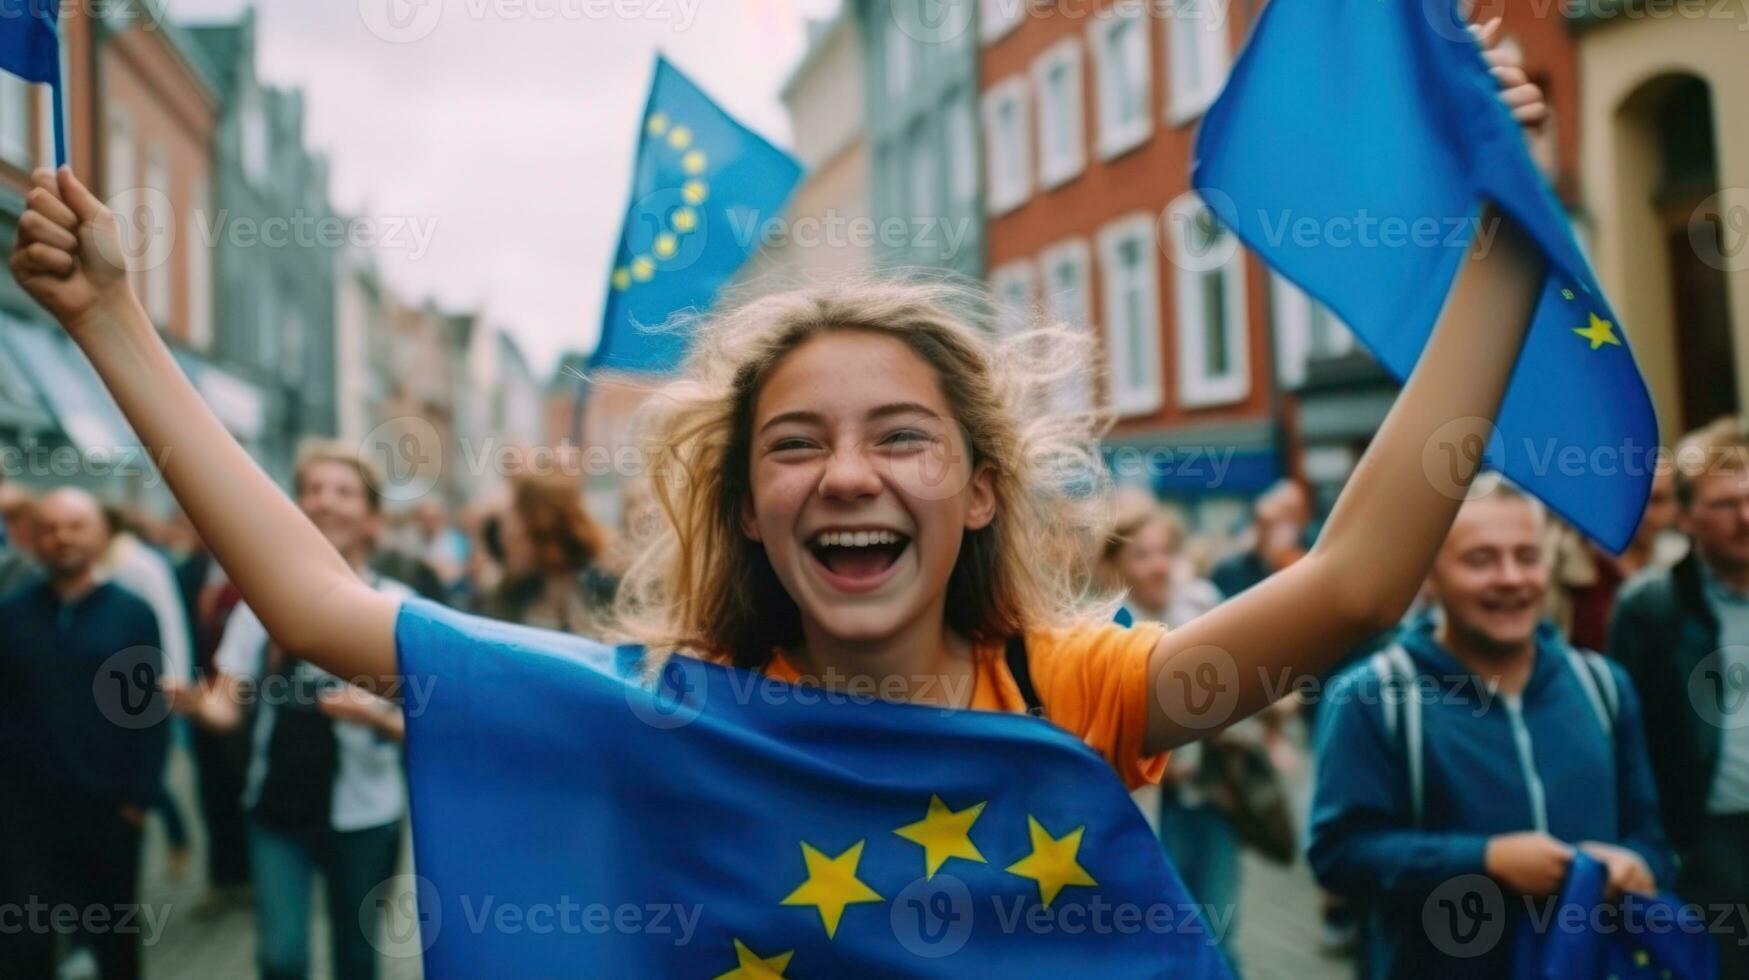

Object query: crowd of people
[4,409,1746,978]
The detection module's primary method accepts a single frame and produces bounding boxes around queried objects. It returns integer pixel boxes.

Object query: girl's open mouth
[806,529,912,593]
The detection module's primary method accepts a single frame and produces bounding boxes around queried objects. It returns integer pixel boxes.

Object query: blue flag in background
[397,601,1232,977]
[0,1,65,165]
[591,56,803,374]
[1193,0,1658,552]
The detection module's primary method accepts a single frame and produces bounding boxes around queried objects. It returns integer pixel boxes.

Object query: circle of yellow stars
[610,112,711,292]
[713,795,1097,978]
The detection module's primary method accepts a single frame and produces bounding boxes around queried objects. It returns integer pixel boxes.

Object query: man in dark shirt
[0,488,166,980]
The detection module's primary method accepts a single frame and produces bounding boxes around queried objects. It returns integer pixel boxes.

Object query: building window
[1096,214,1163,417]
[0,72,32,168]
[982,76,1030,215]
[1165,0,1229,125]
[1040,238,1094,411]
[1032,38,1084,189]
[945,88,979,207]
[144,147,173,329]
[106,107,140,296]
[1168,194,1248,408]
[980,0,1024,44]
[188,182,214,351]
[282,308,306,383]
[241,87,269,186]
[885,15,912,100]
[1271,272,1352,389]
[1089,7,1151,160]
[257,283,279,373]
[906,119,937,237]
[988,261,1036,337]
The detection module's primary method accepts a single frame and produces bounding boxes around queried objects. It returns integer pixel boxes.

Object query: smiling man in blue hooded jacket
[1308,476,1673,978]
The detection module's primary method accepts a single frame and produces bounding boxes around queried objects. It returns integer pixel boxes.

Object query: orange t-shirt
[758,622,1168,790]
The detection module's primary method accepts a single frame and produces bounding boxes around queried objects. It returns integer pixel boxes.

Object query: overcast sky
[162,0,837,376]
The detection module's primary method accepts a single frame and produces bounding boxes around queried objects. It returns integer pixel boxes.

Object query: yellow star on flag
[712,938,793,980]
[671,207,698,234]
[683,149,708,175]
[893,795,987,879]
[654,233,678,259]
[645,112,669,137]
[631,256,655,282]
[1005,816,1096,907]
[1573,312,1621,351]
[683,179,709,206]
[610,267,631,291]
[780,840,883,939]
[667,125,692,150]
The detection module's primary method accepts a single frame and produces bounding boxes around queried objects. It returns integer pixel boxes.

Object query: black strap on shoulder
[1005,635,1045,718]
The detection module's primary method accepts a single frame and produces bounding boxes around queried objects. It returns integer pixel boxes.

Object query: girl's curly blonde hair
[615,275,1122,668]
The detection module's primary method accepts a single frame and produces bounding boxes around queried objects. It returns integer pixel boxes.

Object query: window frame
[1166,193,1249,409]
[1095,212,1165,418]
[988,260,1038,338]
[981,75,1031,216]
[1088,6,1153,161]
[1164,0,1230,126]
[1039,237,1095,412]
[979,0,1025,45]
[1031,37,1085,190]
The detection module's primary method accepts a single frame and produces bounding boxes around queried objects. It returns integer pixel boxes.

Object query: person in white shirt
[171,442,408,980]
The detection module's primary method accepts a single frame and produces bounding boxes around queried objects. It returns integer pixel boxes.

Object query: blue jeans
[247,819,402,980]
[1158,795,1242,974]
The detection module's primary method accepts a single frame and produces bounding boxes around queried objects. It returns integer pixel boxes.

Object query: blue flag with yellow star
[1192,0,1658,552]
[396,600,1233,977]
[591,55,803,374]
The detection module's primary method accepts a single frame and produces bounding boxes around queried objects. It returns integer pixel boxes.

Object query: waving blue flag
[0,0,65,165]
[1193,0,1658,552]
[397,601,1231,977]
[591,56,803,374]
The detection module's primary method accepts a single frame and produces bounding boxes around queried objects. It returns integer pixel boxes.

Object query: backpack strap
[1563,647,1619,739]
[1005,635,1045,718]
[1372,644,1425,827]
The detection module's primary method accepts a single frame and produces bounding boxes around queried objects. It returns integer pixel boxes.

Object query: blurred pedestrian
[1099,490,1220,628]
[99,506,192,693]
[169,441,410,980]
[1610,416,1749,975]
[1544,466,1684,651]
[1210,479,1313,599]
[1310,477,1672,979]
[0,488,168,980]
[471,472,617,637]
[0,481,43,596]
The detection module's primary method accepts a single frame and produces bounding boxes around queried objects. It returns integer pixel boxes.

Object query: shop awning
[2,317,140,455]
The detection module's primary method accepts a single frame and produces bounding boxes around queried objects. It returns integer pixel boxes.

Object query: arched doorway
[1619,73,1737,430]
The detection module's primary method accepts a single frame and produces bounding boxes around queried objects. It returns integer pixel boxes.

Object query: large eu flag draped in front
[591,56,803,374]
[1193,0,1658,552]
[397,601,1231,977]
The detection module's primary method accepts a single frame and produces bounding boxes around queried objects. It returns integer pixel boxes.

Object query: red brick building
[979,0,1580,529]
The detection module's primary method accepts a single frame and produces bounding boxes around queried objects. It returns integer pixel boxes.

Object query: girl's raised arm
[11,167,399,686]
[1143,22,1551,754]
